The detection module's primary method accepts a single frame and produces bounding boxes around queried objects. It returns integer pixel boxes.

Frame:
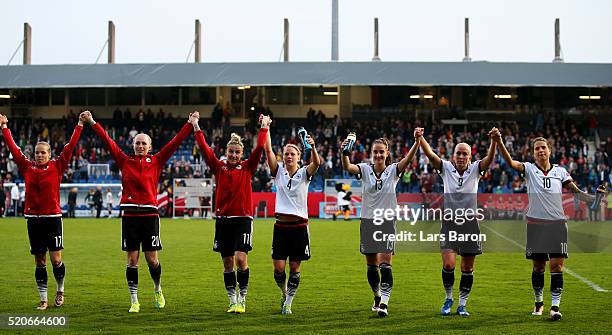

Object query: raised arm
[262,115,278,176]
[156,113,194,163]
[418,128,442,171]
[340,138,361,175]
[56,114,85,171]
[306,134,321,177]
[85,111,128,167]
[478,127,498,172]
[191,112,222,175]
[397,128,422,173]
[0,114,30,168]
[245,115,269,172]
[491,128,524,173]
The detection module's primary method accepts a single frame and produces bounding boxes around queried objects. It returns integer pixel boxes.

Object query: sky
[1,0,611,65]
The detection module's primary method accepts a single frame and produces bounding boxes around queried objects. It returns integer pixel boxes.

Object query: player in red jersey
[82,110,195,313]
[0,112,85,310]
[190,111,269,313]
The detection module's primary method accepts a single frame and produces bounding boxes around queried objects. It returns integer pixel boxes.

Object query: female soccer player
[264,122,320,315]
[191,112,268,314]
[340,132,420,317]
[493,131,607,320]
[0,112,85,310]
[83,110,195,313]
[418,127,497,317]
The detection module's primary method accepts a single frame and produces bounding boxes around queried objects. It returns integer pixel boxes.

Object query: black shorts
[525,220,568,255]
[340,205,350,212]
[439,220,483,256]
[272,224,311,261]
[122,215,162,252]
[360,218,396,255]
[213,217,253,257]
[27,217,64,255]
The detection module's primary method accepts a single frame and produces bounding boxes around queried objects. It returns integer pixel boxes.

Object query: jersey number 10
[542,177,551,189]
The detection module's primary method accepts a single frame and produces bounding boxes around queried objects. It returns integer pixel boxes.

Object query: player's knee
[34,254,46,266]
[532,264,546,273]
[442,263,454,271]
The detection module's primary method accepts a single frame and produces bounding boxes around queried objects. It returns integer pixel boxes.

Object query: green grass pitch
[0,218,610,334]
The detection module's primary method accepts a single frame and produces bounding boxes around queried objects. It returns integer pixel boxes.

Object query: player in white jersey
[341,133,420,317]
[494,133,607,320]
[418,127,497,317]
[264,121,320,315]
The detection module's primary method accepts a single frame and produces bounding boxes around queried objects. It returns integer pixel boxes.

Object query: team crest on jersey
[236,165,242,170]
[146,157,152,163]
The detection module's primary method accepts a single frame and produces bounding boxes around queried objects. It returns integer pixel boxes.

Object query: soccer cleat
[371,296,381,312]
[36,301,48,311]
[531,301,544,316]
[235,301,246,314]
[128,302,140,313]
[54,291,64,307]
[457,305,470,317]
[226,303,238,313]
[154,291,165,309]
[377,303,388,317]
[441,299,453,316]
[281,302,292,315]
[550,306,562,321]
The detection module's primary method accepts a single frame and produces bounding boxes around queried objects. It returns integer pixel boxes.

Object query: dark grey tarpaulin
[0,62,611,88]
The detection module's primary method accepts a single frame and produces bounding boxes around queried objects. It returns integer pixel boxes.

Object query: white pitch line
[482,225,609,293]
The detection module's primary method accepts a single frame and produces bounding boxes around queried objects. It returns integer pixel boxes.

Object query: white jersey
[337,191,350,207]
[357,163,401,220]
[523,162,572,221]
[273,164,311,219]
[439,160,482,210]
[106,192,113,205]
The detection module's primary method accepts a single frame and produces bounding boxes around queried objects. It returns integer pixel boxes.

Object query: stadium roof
[0,62,611,88]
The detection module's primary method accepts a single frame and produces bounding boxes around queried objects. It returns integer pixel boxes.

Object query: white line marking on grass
[483,225,609,293]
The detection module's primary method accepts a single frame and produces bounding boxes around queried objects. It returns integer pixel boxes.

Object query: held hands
[79,111,94,125]
[489,127,502,142]
[188,111,200,125]
[596,182,609,195]
[0,114,8,128]
[414,127,424,138]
